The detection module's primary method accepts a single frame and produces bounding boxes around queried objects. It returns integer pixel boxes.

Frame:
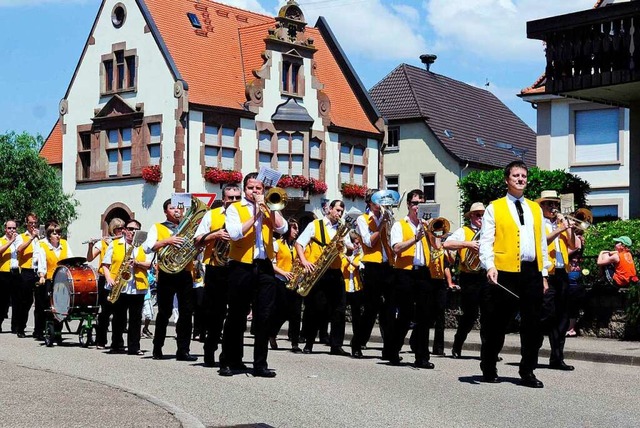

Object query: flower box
[204,167,242,184]
[308,178,328,195]
[141,165,162,184]
[341,182,367,199]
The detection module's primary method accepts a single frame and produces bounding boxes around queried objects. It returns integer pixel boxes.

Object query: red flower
[277,175,309,189]
[204,167,242,184]
[308,178,328,195]
[340,182,367,199]
[141,165,162,183]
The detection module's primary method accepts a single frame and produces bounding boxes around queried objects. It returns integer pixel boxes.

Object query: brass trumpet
[259,187,288,213]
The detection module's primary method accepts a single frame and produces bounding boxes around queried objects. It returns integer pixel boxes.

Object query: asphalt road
[1,322,639,428]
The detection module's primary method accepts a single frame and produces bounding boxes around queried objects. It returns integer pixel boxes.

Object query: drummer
[36,222,73,339]
[101,219,152,355]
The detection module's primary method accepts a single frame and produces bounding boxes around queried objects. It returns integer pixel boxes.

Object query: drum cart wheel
[78,322,96,348]
[44,323,56,347]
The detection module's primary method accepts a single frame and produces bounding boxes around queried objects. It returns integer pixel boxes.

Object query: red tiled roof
[144,0,378,133]
[41,119,62,165]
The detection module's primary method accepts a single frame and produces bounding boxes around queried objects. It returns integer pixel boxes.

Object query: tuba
[462,229,482,271]
[108,230,148,303]
[158,196,209,274]
[371,190,401,256]
[210,227,230,266]
[424,216,450,260]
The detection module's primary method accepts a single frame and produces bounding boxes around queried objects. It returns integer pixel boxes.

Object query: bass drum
[51,264,99,322]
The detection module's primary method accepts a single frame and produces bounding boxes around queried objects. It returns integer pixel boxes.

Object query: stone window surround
[75,114,162,183]
[568,104,625,168]
[280,53,304,98]
[338,134,368,186]
[588,197,623,220]
[199,112,242,174]
[100,42,137,96]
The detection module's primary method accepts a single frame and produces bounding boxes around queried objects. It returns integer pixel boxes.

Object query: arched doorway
[100,202,134,236]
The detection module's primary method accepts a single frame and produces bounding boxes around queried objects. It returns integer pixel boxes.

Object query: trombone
[557,208,593,231]
[421,214,450,260]
[259,187,288,214]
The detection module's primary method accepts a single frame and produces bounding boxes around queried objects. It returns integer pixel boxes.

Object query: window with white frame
[309,138,322,179]
[148,123,161,166]
[277,132,304,175]
[385,175,399,193]
[387,126,399,150]
[106,128,132,177]
[575,108,619,163]
[421,174,435,202]
[258,131,273,170]
[204,125,237,169]
[340,142,366,185]
[591,204,619,222]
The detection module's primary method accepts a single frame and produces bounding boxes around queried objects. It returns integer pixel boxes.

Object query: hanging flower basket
[308,178,328,195]
[277,175,309,189]
[341,182,367,199]
[141,165,162,184]
[204,167,242,184]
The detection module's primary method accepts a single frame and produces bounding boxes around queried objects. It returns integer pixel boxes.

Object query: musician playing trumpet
[219,172,287,378]
[194,184,242,367]
[101,219,151,355]
[15,214,42,338]
[442,202,486,358]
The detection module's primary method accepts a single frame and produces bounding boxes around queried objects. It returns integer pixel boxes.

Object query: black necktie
[514,200,525,226]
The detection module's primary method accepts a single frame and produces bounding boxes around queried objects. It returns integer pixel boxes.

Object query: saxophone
[288,217,354,297]
[108,231,147,304]
[158,196,209,274]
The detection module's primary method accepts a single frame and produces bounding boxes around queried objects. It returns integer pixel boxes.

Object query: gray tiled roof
[370,64,537,168]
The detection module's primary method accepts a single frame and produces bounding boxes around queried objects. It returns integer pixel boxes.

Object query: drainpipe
[459,162,469,226]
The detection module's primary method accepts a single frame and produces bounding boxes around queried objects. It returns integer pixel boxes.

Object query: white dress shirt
[545,218,565,269]
[297,216,339,248]
[356,213,389,262]
[37,240,74,276]
[102,237,152,294]
[4,234,21,269]
[142,221,178,254]
[390,216,426,267]
[195,206,226,237]
[479,194,549,274]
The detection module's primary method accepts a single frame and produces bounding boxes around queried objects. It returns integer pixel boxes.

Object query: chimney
[420,54,437,72]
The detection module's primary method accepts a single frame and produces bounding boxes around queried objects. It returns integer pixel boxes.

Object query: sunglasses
[6,226,16,230]
[409,201,423,206]
[127,227,140,231]
[226,196,242,201]
[27,221,38,226]
[51,229,62,234]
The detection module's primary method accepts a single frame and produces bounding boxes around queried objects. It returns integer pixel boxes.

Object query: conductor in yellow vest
[478,161,550,388]
[296,199,349,357]
[388,189,436,369]
[16,213,42,338]
[102,219,152,355]
[142,199,197,362]
[194,184,242,367]
[537,190,576,372]
[0,220,21,334]
[219,173,287,378]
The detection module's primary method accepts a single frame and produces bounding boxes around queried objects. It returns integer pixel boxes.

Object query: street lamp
[495,142,527,162]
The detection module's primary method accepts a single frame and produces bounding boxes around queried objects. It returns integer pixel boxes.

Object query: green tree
[0,131,78,227]
[458,167,591,213]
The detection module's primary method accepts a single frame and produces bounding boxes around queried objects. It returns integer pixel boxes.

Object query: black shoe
[253,368,277,378]
[520,372,544,388]
[330,347,350,357]
[204,356,216,368]
[229,362,248,371]
[291,346,302,354]
[549,361,575,371]
[381,351,403,363]
[387,355,402,366]
[482,372,499,383]
[320,337,330,346]
[218,366,233,377]
[269,337,278,350]
[17,332,26,338]
[432,349,445,356]
[152,348,164,360]
[303,346,313,354]
[128,350,145,356]
[176,352,198,362]
[415,359,435,369]
[109,347,126,354]
[451,348,461,359]
[351,348,363,359]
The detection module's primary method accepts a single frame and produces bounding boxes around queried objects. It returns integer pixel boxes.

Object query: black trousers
[111,293,145,352]
[542,269,570,364]
[270,278,303,344]
[385,267,434,361]
[33,277,49,337]
[347,289,364,348]
[221,259,277,370]
[95,276,114,347]
[154,269,193,354]
[0,270,21,329]
[203,265,229,359]
[14,269,37,334]
[353,261,392,350]
[480,261,544,376]
[192,286,206,338]
[429,279,447,353]
[453,271,487,352]
[301,268,346,350]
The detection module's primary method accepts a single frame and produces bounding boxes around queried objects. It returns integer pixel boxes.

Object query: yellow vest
[109,239,149,290]
[227,203,275,263]
[0,237,13,272]
[306,219,342,270]
[394,219,431,270]
[492,197,543,272]
[429,251,446,280]
[546,224,570,275]
[360,213,383,263]
[458,226,478,274]
[202,207,226,265]
[156,222,193,272]
[18,233,36,269]
[40,240,69,280]
[342,253,363,292]
[275,238,297,273]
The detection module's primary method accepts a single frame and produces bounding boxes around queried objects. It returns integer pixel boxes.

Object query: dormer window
[281,55,303,96]
[101,43,137,95]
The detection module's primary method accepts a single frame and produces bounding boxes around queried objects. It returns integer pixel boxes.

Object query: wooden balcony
[528,1,640,105]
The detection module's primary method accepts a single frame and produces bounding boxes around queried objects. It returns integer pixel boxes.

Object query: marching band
[0,163,601,387]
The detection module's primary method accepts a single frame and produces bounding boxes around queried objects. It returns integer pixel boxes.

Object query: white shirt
[103,237,152,295]
[479,194,550,275]
[544,218,565,269]
[142,221,178,254]
[446,225,479,258]
[226,196,287,260]
[356,213,389,262]
[195,206,226,237]
[296,216,339,248]
[37,239,74,276]
[390,216,426,267]
[4,234,21,269]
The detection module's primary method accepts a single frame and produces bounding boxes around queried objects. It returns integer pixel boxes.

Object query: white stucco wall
[62,0,178,255]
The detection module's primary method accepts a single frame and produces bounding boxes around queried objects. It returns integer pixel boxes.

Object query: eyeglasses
[226,196,242,201]
[409,201,423,206]
[27,222,38,226]
[51,229,61,235]
[471,213,483,218]
[6,226,16,230]
[127,227,140,231]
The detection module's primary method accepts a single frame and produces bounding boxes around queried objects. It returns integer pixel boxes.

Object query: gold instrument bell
[564,208,593,231]
[264,187,288,211]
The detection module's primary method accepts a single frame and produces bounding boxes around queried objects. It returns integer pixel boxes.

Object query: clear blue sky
[0,0,597,140]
